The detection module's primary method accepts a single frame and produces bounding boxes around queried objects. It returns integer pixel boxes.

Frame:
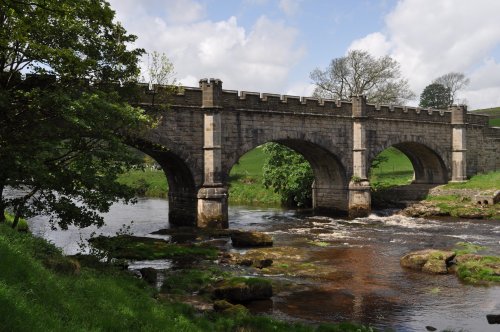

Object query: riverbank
[399,171,500,220]
[0,223,374,331]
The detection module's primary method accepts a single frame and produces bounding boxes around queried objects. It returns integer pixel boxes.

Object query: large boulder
[487,314,500,324]
[213,277,273,303]
[139,267,158,285]
[400,249,455,274]
[213,300,249,315]
[231,231,273,248]
[422,259,448,274]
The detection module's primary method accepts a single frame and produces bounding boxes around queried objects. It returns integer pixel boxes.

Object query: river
[27,197,500,332]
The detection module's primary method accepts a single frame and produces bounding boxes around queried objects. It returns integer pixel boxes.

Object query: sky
[107,0,500,109]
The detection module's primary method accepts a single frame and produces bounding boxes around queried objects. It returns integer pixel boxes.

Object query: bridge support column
[450,105,467,182]
[348,96,371,218]
[197,78,228,228]
[169,191,197,226]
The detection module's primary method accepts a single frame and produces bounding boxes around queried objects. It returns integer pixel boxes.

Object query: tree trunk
[12,212,20,229]
[0,182,5,223]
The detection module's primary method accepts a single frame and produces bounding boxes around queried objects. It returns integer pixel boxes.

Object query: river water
[28,198,500,332]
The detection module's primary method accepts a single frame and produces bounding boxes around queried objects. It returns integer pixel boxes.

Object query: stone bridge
[129,79,500,228]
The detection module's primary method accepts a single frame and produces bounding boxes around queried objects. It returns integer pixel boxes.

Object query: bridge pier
[197,78,228,228]
[169,192,197,226]
[451,105,467,182]
[348,96,371,218]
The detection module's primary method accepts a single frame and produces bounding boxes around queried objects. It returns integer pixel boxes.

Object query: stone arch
[225,139,349,213]
[133,139,198,226]
[368,140,449,184]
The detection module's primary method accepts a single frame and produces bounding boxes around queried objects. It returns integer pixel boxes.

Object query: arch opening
[227,140,348,214]
[131,140,197,226]
[369,143,448,204]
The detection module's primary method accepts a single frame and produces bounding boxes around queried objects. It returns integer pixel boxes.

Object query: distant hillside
[471,107,500,126]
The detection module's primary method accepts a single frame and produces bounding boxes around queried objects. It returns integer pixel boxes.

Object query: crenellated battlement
[5,74,492,127]
[136,80,481,125]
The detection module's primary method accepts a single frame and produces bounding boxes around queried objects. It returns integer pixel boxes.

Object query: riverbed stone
[213,299,249,315]
[400,249,455,274]
[422,259,448,274]
[455,254,483,264]
[254,258,273,269]
[487,314,500,324]
[140,267,158,285]
[231,231,273,248]
[213,278,273,303]
[400,202,448,218]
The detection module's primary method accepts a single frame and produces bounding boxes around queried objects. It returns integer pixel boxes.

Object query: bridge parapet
[133,81,493,127]
[366,104,451,123]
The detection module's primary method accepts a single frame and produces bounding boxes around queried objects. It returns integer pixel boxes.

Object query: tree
[310,50,415,105]
[262,143,314,207]
[0,0,154,229]
[146,51,177,87]
[433,72,469,105]
[419,83,451,109]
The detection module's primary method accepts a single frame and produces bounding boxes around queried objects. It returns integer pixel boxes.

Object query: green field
[228,147,281,205]
[472,106,500,126]
[369,147,413,190]
[118,168,168,198]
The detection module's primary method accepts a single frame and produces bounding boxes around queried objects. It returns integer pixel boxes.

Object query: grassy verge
[422,171,500,219]
[0,224,374,331]
[3,212,29,232]
[441,171,500,190]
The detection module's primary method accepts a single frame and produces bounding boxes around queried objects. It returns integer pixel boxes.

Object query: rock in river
[213,277,273,303]
[231,231,273,248]
[400,249,456,274]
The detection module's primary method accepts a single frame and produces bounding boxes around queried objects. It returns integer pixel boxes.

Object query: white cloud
[285,82,316,97]
[348,0,500,109]
[279,0,302,16]
[165,0,205,24]
[108,0,305,93]
[348,32,391,57]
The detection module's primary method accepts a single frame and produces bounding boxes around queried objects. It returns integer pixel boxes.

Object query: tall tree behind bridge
[419,83,451,109]
[433,72,470,105]
[0,0,157,229]
[263,50,415,207]
[310,50,415,104]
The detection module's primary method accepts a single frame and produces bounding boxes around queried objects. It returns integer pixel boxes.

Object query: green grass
[228,147,281,205]
[370,147,414,190]
[453,242,485,256]
[118,168,168,197]
[490,118,500,126]
[442,171,500,189]
[0,224,375,332]
[3,212,29,232]
[161,268,228,295]
[89,235,219,260]
[472,106,500,126]
[472,106,500,117]
[456,255,500,284]
[426,171,500,219]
